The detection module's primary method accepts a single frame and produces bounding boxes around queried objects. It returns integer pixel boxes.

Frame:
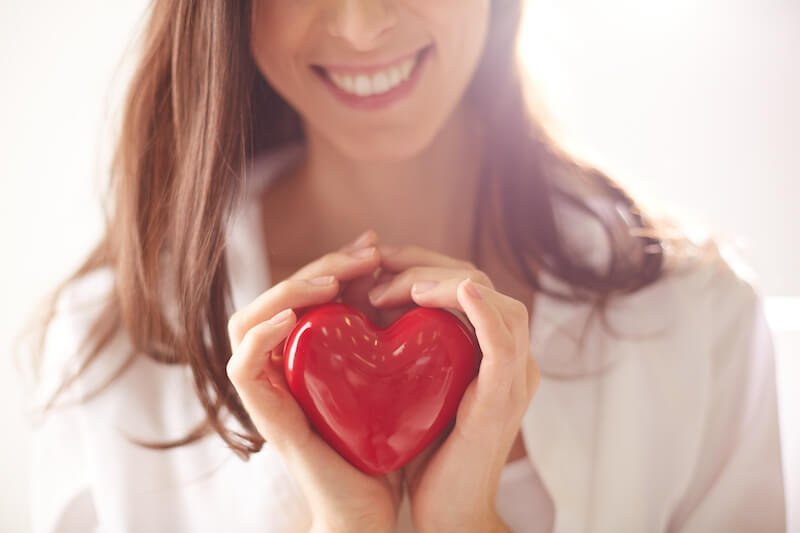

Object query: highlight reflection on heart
[283,302,481,475]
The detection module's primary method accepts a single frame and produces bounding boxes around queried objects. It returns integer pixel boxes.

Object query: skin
[249,0,487,259]
[232,1,543,531]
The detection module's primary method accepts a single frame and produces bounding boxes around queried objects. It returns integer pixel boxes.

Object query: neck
[294,102,484,261]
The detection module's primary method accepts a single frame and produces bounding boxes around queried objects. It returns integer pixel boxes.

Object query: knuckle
[227,311,245,342]
[487,328,515,357]
[386,266,420,289]
[509,299,529,323]
[327,250,363,268]
[271,278,295,299]
[226,347,248,384]
[399,266,423,283]
[324,250,347,266]
[467,269,492,287]
[270,278,308,305]
[241,324,271,350]
[225,356,240,382]
[499,334,517,356]
[461,260,478,270]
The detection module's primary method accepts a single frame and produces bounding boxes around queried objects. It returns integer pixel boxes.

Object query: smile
[311,44,434,111]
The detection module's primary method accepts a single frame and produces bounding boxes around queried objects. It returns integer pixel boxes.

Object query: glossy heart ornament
[283,302,481,475]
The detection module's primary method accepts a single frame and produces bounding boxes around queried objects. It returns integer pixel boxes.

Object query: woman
[26,1,786,532]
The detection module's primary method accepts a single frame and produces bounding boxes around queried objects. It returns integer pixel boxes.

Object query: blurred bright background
[1,1,797,531]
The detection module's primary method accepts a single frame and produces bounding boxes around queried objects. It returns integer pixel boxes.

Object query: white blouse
[30,143,786,533]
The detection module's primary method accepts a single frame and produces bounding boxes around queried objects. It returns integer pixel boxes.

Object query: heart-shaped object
[283,302,481,475]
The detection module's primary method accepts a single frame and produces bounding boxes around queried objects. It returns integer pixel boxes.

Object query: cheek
[431,0,490,81]
[249,0,491,161]
[249,3,315,104]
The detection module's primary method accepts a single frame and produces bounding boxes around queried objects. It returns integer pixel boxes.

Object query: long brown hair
[20,0,689,458]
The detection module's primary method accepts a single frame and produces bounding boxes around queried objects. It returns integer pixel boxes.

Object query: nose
[326,0,398,50]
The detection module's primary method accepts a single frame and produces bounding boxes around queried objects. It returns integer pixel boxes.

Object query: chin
[333,125,444,162]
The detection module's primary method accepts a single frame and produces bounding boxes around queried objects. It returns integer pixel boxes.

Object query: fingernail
[368,283,389,303]
[308,275,335,286]
[463,279,482,299]
[267,308,293,324]
[350,230,372,249]
[412,281,437,294]
[379,244,399,256]
[349,246,376,259]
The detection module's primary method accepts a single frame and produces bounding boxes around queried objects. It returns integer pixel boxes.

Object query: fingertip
[409,289,431,306]
[342,229,378,253]
[358,229,380,251]
[457,278,480,303]
[308,275,337,287]
[411,280,436,294]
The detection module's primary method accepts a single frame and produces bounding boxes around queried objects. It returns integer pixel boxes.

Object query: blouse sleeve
[669,263,787,532]
[30,281,103,533]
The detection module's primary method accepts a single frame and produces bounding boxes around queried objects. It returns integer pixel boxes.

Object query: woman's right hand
[226,229,402,533]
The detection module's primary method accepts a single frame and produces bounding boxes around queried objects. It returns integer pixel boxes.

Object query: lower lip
[313,46,433,112]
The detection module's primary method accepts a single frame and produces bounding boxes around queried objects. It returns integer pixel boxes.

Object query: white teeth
[324,54,420,97]
[388,67,402,86]
[398,59,414,80]
[329,72,355,93]
[354,75,371,96]
[372,72,390,94]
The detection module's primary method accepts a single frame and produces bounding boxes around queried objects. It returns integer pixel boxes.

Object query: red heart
[283,302,481,475]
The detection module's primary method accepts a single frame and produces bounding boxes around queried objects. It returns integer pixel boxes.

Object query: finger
[456,280,533,409]
[414,278,520,405]
[226,311,314,445]
[377,244,474,273]
[290,228,381,282]
[228,276,340,354]
[374,268,394,285]
[228,244,383,353]
[367,265,494,307]
[288,245,380,281]
[227,309,295,388]
[413,277,513,350]
[340,228,380,253]
[412,276,530,348]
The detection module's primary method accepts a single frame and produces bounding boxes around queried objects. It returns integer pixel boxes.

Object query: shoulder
[34,267,128,405]
[598,193,766,334]
[532,197,770,368]
[658,218,765,340]
[595,216,774,395]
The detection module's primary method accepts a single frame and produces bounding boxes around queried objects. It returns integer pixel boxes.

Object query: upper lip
[312,44,431,75]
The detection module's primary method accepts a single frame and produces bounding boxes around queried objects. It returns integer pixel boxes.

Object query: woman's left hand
[367,244,541,533]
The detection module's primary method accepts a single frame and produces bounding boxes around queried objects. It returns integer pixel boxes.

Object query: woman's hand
[226,229,402,533]
[367,245,541,533]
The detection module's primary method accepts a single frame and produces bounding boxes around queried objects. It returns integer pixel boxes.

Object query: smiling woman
[249,0,489,157]
[20,0,785,532]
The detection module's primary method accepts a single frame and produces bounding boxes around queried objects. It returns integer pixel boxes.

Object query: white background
[1,1,798,531]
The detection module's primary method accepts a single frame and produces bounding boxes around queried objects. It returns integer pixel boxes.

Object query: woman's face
[250,0,490,161]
